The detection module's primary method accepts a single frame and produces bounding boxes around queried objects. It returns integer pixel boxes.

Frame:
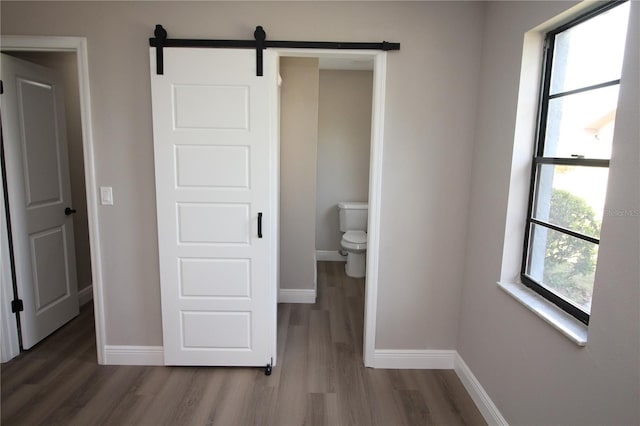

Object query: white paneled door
[0,54,79,350]
[150,48,278,367]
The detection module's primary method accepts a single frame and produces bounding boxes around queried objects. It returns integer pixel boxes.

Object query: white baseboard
[278,288,316,304]
[315,250,346,262]
[454,353,509,426]
[100,345,503,423]
[372,349,506,424]
[78,285,93,306]
[373,349,456,369]
[104,345,164,365]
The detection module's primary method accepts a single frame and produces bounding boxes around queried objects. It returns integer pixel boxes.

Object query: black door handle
[258,212,263,238]
[65,207,77,216]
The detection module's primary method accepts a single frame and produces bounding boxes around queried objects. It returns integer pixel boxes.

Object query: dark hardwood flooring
[1,261,485,425]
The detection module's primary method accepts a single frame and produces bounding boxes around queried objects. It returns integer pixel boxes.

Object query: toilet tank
[338,202,368,232]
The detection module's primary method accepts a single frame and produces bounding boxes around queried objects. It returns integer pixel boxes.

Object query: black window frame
[521,0,628,325]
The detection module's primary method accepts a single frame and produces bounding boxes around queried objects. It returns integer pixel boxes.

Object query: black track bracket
[153,25,168,75]
[149,25,400,77]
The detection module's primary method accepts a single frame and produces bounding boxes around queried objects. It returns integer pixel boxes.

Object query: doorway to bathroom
[277,50,385,367]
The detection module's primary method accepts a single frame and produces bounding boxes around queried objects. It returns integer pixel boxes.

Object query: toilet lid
[343,231,367,244]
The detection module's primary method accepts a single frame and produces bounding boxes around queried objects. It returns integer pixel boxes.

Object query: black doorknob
[65,207,77,216]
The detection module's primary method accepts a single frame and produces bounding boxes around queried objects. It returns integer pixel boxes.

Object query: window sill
[497,281,588,346]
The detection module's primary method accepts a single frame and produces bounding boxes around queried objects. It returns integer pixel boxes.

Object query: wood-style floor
[1,261,485,425]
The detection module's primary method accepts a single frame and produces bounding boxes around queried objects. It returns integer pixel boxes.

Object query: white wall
[458,1,640,424]
[279,57,319,291]
[315,70,372,252]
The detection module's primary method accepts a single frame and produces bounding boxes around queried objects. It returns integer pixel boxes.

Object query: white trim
[278,288,316,304]
[0,280,19,362]
[371,350,507,425]
[0,181,20,362]
[372,349,456,369]
[316,250,346,262]
[104,345,164,366]
[78,285,93,306]
[268,51,280,368]
[455,353,509,426]
[1,36,105,364]
[363,51,386,367]
[498,281,587,346]
[1,52,28,361]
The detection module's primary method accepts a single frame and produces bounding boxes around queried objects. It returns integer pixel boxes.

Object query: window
[522,1,630,325]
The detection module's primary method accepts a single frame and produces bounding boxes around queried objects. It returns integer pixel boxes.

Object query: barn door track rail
[150,24,400,76]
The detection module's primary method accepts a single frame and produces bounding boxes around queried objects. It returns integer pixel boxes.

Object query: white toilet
[338,202,368,278]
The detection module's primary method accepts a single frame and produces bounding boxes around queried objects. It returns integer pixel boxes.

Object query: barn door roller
[149,24,400,77]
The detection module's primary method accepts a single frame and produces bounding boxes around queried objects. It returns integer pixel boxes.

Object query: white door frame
[0,36,106,364]
[274,49,386,367]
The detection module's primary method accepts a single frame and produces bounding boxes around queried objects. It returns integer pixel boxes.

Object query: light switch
[100,186,113,205]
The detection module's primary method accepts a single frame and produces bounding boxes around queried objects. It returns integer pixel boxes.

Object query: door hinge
[11,299,23,313]
[0,80,3,95]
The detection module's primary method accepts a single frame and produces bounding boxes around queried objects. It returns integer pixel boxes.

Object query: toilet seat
[341,231,367,251]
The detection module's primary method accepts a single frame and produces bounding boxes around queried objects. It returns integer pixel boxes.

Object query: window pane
[543,85,619,159]
[533,164,607,239]
[550,2,630,95]
[527,223,598,313]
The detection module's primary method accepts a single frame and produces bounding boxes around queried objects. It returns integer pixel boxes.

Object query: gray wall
[4,2,636,423]
[6,52,92,292]
[457,1,640,424]
[279,57,319,291]
[315,70,372,252]
[1,1,484,348]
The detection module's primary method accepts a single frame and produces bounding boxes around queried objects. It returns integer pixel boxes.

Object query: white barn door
[150,48,278,367]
